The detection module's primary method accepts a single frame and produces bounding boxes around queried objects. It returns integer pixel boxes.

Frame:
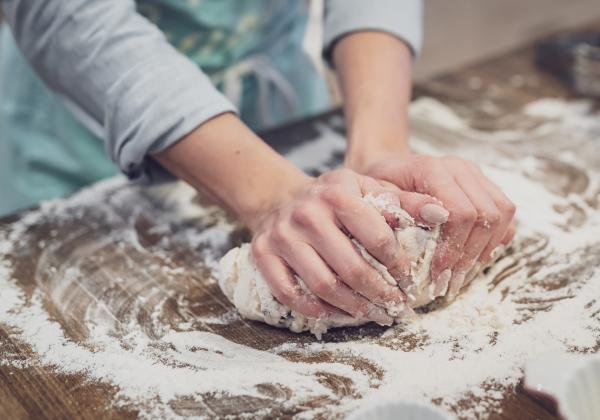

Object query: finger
[462,221,515,290]
[253,252,334,318]
[501,220,516,246]
[294,214,406,310]
[426,178,478,295]
[473,173,517,262]
[463,261,482,287]
[395,190,449,227]
[323,187,412,284]
[447,172,502,299]
[357,178,449,228]
[282,241,394,325]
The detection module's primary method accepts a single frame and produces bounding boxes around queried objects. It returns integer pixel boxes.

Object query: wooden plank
[2,23,600,419]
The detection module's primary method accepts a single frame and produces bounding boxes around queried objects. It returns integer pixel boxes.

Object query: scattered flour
[0,97,599,419]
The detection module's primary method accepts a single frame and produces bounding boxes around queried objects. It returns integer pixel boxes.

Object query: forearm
[3,0,235,182]
[333,31,414,172]
[153,113,310,229]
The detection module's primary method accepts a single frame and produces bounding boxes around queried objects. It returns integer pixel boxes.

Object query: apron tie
[212,55,301,127]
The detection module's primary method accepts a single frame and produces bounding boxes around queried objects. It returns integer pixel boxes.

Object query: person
[0,0,516,323]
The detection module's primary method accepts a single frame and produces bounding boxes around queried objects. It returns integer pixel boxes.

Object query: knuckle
[354,301,372,318]
[476,210,501,228]
[312,277,337,297]
[291,202,320,228]
[342,263,368,283]
[271,223,293,246]
[320,185,347,207]
[320,168,351,183]
[251,235,269,256]
[501,200,517,217]
[468,161,482,172]
[371,232,396,256]
[450,206,477,225]
[275,286,297,306]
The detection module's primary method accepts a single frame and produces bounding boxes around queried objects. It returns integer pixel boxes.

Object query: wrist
[344,129,412,173]
[153,112,312,231]
[240,168,313,232]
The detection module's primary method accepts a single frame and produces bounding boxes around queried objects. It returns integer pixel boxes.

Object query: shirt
[0,0,422,184]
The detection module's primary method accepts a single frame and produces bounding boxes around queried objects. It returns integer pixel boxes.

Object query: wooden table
[1,28,599,419]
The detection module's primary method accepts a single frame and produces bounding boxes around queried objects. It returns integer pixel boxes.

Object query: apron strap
[214,55,301,127]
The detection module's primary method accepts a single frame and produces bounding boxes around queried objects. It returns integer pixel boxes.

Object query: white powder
[283,122,347,172]
[0,252,373,418]
[1,97,599,419]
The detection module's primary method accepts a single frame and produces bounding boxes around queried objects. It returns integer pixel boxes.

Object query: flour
[0,252,373,417]
[1,97,599,419]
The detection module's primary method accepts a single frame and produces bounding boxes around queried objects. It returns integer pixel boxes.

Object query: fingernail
[367,305,393,326]
[490,245,506,261]
[434,269,452,297]
[420,204,450,225]
[464,262,482,286]
[447,272,466,301]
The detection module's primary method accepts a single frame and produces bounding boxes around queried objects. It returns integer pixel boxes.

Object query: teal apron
[0,0,330,216]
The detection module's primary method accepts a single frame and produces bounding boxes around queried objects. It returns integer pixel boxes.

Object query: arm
[326,2,517,299]
[153,114,412,324]
[322,0,422,170]
[333,31,413,170]
[2,0,235,182]
[3,0,426,319]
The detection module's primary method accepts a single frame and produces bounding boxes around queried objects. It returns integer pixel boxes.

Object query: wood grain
[2,25,600,419]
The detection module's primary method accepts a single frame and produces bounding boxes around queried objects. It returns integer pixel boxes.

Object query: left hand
[355,153,517,299]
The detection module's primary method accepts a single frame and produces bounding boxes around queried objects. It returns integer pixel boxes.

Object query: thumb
[359,177,449,228]
[396,190,449,228]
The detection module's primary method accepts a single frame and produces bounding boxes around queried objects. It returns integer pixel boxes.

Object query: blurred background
[415,0,600,81]
[324,0,600,101]
[2,1,600,103]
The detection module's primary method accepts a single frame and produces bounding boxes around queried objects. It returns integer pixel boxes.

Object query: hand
[363,154,516,299]
[247,168,447,322]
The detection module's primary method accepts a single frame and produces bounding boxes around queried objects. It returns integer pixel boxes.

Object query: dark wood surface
[2,25,600,419]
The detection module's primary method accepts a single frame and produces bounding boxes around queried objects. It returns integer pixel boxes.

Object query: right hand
[247,168,446,324]
[364,154,517,299]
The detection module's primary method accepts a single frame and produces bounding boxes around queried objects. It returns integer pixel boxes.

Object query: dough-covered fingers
[293,213,406,307]
[283,241,393,325]
[323,186,411,284]
[394,190,449,227]
[252,249,333,318]
[501,220,516,246]
[477,177,516,262]
[451,172,517,296]
[427,179,477,296]
[358,177,449,228]
[447,170,502,299]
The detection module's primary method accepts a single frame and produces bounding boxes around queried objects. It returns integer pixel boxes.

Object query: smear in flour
[0,97,599,419]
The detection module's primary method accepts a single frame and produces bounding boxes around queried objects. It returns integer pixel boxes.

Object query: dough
[218,193,449,338]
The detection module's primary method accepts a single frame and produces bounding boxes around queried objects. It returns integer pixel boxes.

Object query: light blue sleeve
[1,0,237,182]
[323,0,424,64]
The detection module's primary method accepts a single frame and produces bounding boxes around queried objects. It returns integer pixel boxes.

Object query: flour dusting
[1,97,599,419]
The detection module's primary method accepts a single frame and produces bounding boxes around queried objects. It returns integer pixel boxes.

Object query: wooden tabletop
[1,25,599,419]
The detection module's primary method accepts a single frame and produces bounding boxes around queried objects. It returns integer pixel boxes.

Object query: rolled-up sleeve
[2,0,237,182]
[323,0,424,64]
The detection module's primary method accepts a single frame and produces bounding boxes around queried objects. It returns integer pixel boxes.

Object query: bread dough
[218,193,451,337]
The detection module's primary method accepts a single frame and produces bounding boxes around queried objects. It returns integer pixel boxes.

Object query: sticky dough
[218,193,461,338]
